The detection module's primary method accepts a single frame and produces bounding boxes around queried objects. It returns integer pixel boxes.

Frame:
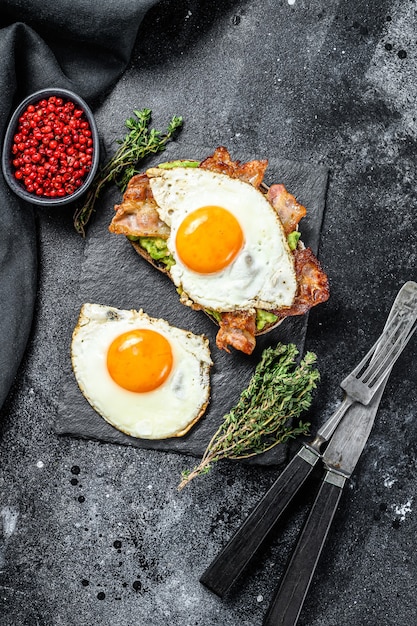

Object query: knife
[262,377,388,626]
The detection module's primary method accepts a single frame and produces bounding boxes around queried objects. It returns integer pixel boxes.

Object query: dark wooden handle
[200,447,319,598]
[263,471,345,626]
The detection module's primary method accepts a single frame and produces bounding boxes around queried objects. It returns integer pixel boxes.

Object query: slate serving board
[55,146,328,465]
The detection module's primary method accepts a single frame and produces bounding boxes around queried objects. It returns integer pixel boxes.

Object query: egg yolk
[175,205,244,274]
[107,328,173,393]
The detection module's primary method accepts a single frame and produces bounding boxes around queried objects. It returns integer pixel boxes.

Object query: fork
[200,281,417,598]
[309,292,417,454]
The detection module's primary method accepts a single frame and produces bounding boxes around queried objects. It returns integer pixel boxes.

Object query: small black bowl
[1,87,100,206]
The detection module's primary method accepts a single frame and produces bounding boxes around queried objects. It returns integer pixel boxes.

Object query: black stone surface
[1,1,417,625]
[55,150,328,465]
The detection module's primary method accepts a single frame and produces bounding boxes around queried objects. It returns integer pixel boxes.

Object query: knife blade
[322,376,386,476]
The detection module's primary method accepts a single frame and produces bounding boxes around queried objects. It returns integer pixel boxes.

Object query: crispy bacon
[109,173,170,238]
[216,310,257,355]
[275,247,330,318]
[267,184,307,236]
[199,146,268,189]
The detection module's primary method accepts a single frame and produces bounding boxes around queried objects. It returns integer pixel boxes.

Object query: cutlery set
[201,281,417,625]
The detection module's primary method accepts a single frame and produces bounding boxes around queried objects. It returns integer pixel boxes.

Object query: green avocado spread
[128,235,175,269]
[204,309,222,323]
[287,230,301,251]
[157,160,200,169]
[256,309,279,330]
[205,308,278,331]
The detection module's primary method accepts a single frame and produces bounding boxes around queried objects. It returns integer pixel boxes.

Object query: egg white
[147,167,297,312]
[71,303,213,439]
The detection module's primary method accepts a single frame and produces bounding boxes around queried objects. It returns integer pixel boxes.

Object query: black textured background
[1,1,417,625]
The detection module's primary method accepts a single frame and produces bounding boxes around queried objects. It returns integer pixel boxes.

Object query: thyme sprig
[178,343,320,490]
[73,108,183,236]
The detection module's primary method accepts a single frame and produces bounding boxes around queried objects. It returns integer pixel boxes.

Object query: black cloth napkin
[0,0,158,410]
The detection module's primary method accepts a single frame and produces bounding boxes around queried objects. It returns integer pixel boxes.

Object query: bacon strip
[275,247,330,318]
[109,173,170,238]
[216,310,257,355]
[266,184,307,236]
[199,146,268,189]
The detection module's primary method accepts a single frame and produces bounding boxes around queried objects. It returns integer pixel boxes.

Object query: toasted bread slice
[109,148,329,354]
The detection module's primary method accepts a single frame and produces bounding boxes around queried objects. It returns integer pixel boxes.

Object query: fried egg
[71,303,213,439]
[146,167,297,312]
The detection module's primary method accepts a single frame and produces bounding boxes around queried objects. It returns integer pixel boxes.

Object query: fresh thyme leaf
[73,108,183,236]
[178,343,320,490]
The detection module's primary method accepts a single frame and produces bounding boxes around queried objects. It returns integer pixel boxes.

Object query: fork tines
[341,309,417,404]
